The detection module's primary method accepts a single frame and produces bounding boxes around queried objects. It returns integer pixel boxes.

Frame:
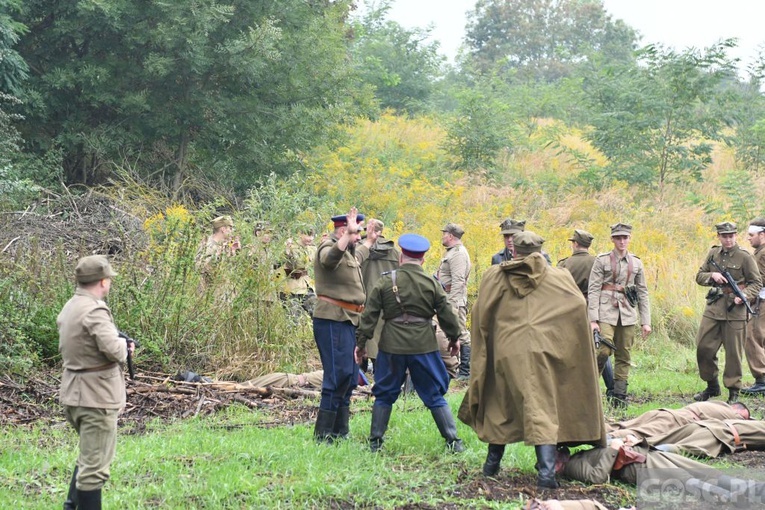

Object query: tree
[0,0,28,95]
[584,41,738,193]
[464,0,637,81]
[350,1,444,114]
[15,0,368,192]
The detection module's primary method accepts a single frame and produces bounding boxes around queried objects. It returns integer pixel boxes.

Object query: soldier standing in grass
[742,218,765,395]
[558,229,615,398]
[693,222,762,404]
[459,232,605,488]
[438,223,472,380]
[356,234,465,453]
[588,223,651,408]
[359,219,400,373]
[312,208,378,443]
[59,255,134,510]
[196,215,240,274]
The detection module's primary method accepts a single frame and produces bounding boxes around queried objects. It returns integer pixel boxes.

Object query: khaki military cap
[514,231,545,254]
[715,221,737,234]
[568,229,594,247]
[500,218,526,235]
[610,223,632,237]
[75,255,117,284]
[212,215,234,230]
[441,223,465,239]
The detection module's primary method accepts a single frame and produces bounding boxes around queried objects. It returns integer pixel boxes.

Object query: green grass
[4,336,761,509]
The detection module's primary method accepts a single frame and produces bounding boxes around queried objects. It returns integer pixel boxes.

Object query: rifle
[707,258,756,315]
[594,330,617,351]
[117,331,140,380]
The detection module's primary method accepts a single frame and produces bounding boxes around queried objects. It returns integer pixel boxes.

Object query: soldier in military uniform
[196,215,240,274]
[359,219,400,372]
[58,255,134,510]
[491,218,525,265]
[312,208,378,443]
[438,223,472,379]
[588,223,652,407]
[651,417,765,459]
[693,222,762,404]
[742,218,765,395]
[558,229,615,397]
[459,232,605,488]
[356,234,465,453]
[280,227,317,318]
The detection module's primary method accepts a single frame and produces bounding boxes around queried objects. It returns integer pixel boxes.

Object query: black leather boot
[693,380,721,401]
[313,409,337,444]
[63,466,78,509]
[741,379,765,395]
[369,405,392,452]
[602,358,615,398]
[457,344,471,380]
[430,405,465,453]
[609,379,628,408]
[728,389,740,404]
[482,443,505,476]
[333,406,350,440]
[535,445,559,489]
[77,488,101,510]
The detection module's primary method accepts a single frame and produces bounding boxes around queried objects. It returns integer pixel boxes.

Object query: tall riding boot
[727,389,740,404]
[77,488,101,510]
[333,406,350,440]
[457,344,471,380]
[602,358,615,398]
[63,466,78,510]
[610,379,628,408]
[369,405,392,452]
[313,409,337,444]
[693,379,721,402]
[430,405,465,453]
[534,445,559,489]
[482,443,506,476]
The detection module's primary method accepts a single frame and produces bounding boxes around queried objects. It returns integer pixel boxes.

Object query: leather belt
[722,284,747,295]
[390,313,430,324]
[602,284,625,292]
[318,295,365,313]
[68,362,118,373]
[726,421,743,448]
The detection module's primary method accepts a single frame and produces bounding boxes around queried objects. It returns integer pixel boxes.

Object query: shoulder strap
[390,270,406,316]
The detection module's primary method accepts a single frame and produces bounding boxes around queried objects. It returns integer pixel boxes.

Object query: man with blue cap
[312,207,379,443]
[356,233,465,453]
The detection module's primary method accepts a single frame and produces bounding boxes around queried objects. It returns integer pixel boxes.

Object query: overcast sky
[383,0,765,68]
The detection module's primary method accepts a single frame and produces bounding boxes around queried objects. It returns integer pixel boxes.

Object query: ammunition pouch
[705,287,723,305]
[624,285,639,307]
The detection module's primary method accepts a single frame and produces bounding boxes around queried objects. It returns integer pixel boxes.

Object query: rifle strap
[391,270,407,317]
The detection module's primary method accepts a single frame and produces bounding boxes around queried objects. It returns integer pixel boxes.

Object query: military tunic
[458,253,606,447]
[648,419,765,458]
[357,263,460,408]
[312,235,370,412]
[587,250,651,382]
[558,250,596,297]
[745,244,765,381]
[58,287,127,491]
[607,401,744,441]
[491,247,513,265]
[438,242,471,345]
[695,244,762,389]
[359,237,400,359]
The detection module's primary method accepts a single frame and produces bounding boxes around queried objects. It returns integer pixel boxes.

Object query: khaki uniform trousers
[597,320,635,382]
[745,313,765,381]
[434,321,459,379]
[457,304,470,346]
[64,406,119,491]
[696,316,746,389]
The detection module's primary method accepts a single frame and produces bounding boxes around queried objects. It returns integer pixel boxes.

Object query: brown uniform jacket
[588,250,650,327]
[58,288,127,409]
[557,250,596,297]
[438,243,471,308]
[607,401,743,441]
[458,253,606,447]
[313,235,370,326]
[696,244,762,321]
[648,419,765,458]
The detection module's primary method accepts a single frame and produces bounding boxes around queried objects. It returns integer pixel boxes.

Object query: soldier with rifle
[694,222,762,404]
[58,255,135,510]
